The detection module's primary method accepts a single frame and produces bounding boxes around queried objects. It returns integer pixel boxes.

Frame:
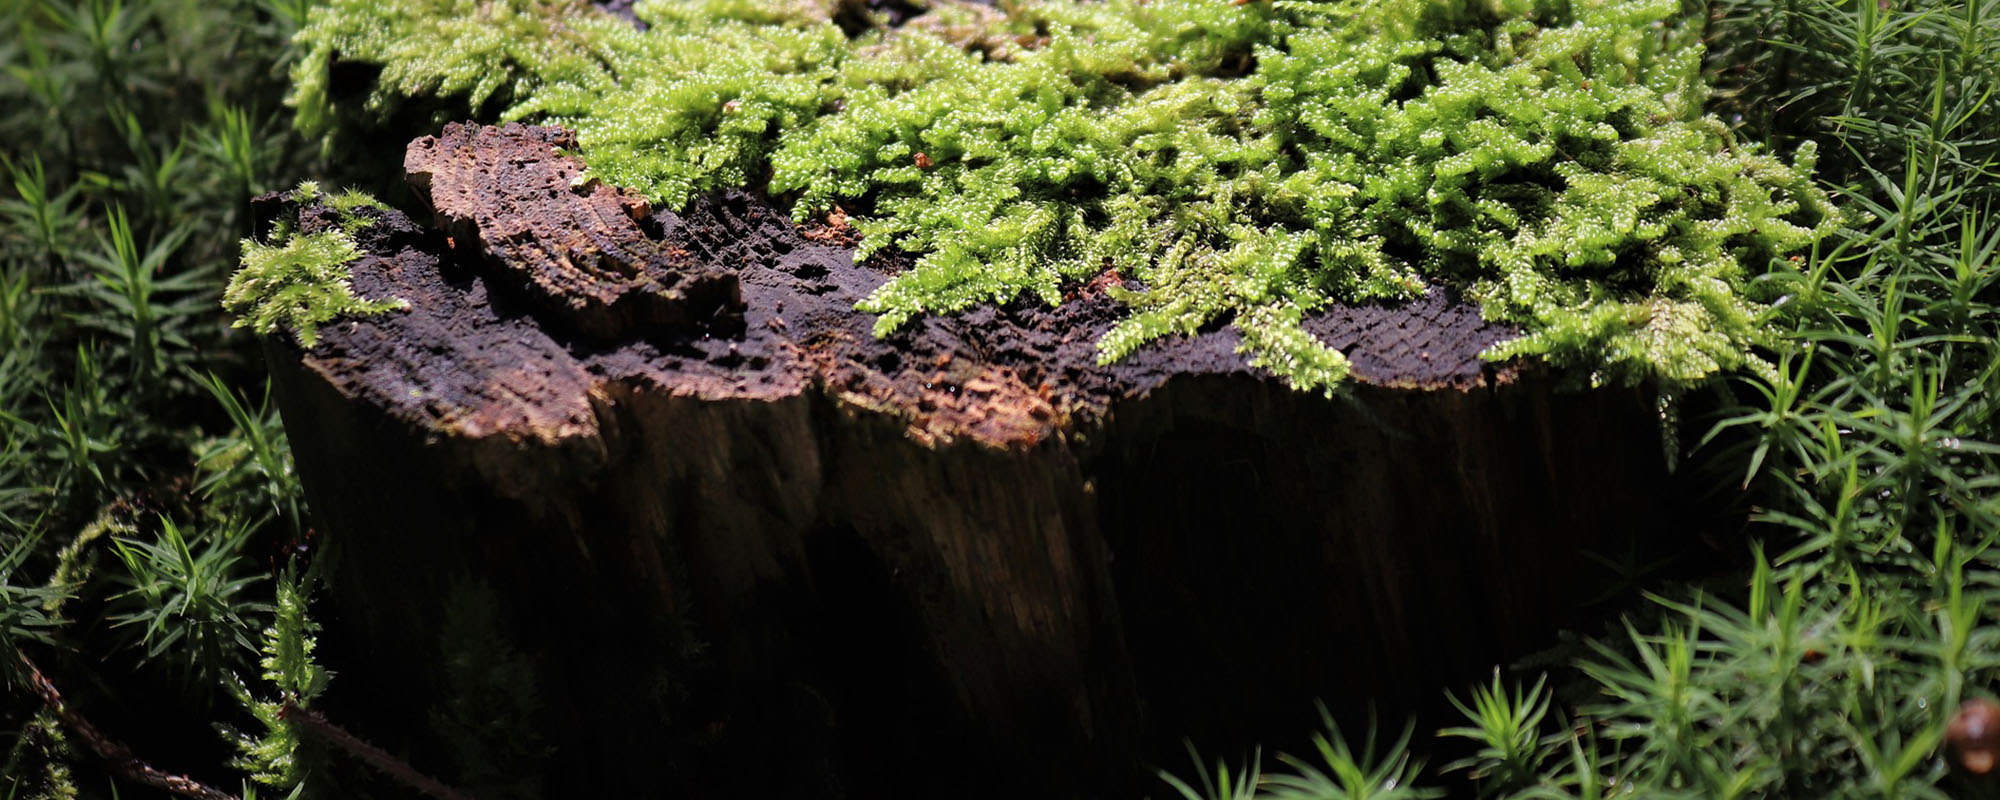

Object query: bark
[266,122,1698,799]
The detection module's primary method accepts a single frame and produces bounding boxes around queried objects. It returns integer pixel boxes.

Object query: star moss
[291,0,1840,392]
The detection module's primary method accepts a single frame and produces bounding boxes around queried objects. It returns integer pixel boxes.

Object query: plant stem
[16,648,242,800]
[280,701,478,800]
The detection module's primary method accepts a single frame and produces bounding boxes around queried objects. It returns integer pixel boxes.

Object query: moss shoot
[291,0,1840,392]
[223,183,406,348]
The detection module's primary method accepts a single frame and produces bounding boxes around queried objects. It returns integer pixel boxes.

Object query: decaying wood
[405,124,741,341]
[267,123,1695,799]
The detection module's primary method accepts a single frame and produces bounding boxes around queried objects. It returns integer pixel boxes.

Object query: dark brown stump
[266,122,1692,799]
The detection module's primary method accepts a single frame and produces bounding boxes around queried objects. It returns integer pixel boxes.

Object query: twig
[280,701,477,800]
[17,648,241,800]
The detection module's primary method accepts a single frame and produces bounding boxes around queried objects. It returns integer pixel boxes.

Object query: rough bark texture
[404,124,741,341]
[268,122,1696,799]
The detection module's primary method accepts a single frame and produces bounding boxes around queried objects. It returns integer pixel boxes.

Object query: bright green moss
[223,185,406,347]
[325,187,390,218]
[289,0,632,139]
[291,0,1840,392]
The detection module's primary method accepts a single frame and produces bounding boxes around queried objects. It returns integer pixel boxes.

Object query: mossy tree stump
[267,123,1695,799]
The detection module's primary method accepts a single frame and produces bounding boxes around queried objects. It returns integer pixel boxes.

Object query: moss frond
[223,191,406,347]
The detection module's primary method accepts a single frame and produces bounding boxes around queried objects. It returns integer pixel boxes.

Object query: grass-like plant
[62,204,204,393]
[1,0,343,794]
[1260,712,1442,800]
[1162,743,1263,800]
[1440,670,1554,792]
[195,372,306,537]
[290,0,1841,392]
[108,516,273,691]
[0,532,65,687]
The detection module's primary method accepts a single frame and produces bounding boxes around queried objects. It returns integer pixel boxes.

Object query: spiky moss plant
[227,564,333,797]
[291,0,1838,393]
[2,0,359,794]
[223,182,406,348]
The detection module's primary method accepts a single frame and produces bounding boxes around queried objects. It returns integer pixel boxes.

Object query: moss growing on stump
[224,183,407,348]
[291,0,1837,392]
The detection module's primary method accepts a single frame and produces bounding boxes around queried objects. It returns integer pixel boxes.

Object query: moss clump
[291,0,1839,392]
[223,184,406,347]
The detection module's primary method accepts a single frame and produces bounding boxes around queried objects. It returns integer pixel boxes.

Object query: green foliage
[288,0,630,140]
[291,0,1838,392]
[0,155,86,263]
[1164,0,2000,795]
[2,712,82,800]
[60,204,205,393]
[319,185,389,218]
[34,345,127,494]
[107,516,273,690]
[1570,552,1976,798]
[1413,543,1989,800]
[1160,714,1441,800]
[1692,0,2000,569]
[1261,712,1442,800]
[0,533,66,686]
[0,0,1993,796]
[1161,743,1262,800]
[223,186,406,348]
[228,565,332,796]
[195,373,306,536]
[1,0,329,793]
[1440,670,1554,793]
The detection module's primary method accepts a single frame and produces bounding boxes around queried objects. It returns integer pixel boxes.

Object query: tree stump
[266,122,1693,799]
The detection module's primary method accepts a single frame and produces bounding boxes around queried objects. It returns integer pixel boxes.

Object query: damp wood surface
[268,122,1698,799]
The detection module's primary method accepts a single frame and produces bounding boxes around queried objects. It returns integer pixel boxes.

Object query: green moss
[223,184,406,347]
[325,188,390,217]
[291,0,1840,391]
[289,0,629,139]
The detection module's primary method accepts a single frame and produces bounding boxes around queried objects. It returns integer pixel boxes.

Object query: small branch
[280,702,477,800]
[17,648,241,800]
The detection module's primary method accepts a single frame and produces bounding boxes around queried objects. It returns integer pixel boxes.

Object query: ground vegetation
[0,0,1994,797]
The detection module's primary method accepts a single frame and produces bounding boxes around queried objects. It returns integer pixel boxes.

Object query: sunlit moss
[223,186,405,347]
[291,0,1840,391]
